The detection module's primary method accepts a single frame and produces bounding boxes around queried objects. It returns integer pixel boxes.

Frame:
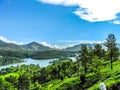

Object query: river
[0,57,76,70]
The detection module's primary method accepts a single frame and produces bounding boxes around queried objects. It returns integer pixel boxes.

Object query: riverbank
[0,57,76,70]
[0,57,24,66]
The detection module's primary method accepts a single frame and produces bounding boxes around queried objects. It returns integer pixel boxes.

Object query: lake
[0,57,76,70]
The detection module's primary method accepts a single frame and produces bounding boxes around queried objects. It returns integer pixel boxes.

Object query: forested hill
[0,50,75,59]
[1,39,120,52]
[0,40,76,59]
[22,42,53,51]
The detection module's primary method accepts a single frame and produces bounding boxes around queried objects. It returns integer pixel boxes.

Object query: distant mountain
[0,39,120,52]
[63,44,83,51]
[0,40,53,51]
[22,42,53,51]
[63,43,105,51]
[0,40,25,51]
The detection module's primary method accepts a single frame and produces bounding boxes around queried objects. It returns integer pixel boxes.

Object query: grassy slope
[44,77,79,90]
[88,60,120,90]
[43,60,120,90]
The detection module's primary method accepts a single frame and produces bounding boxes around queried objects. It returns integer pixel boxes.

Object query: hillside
[0,40,53,51]
[64,43,105,51]
[0,40,106,52]
[22,42,53,51]
[0,39,119,52]
[0,40,25,51]
[0,59,120,90]
[0,33,119,89]
[42,60,120,90]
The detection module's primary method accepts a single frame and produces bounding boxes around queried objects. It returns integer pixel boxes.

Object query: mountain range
[0,40,119,52]
[0,40,53,51]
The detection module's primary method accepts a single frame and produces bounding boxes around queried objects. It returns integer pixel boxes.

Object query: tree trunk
[85,65,87,75]
[110,48,113,70]
[111,57,112,70]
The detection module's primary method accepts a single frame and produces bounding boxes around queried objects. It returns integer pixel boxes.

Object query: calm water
[0,57,76,70]
[0,58,56,70]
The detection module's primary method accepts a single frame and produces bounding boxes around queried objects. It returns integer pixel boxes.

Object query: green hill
[22,42,53,51]
[0,59,120,90]
[41,60,120,90]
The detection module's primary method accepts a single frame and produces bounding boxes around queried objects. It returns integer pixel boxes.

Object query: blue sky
[0,0,120,47]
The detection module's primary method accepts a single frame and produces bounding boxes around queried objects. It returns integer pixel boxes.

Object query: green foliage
[0,59,79,90]
[17,73,30,90]
[31,50,75,59]
[30,81,43,90]
[0,57,120,90]
[78,44,89,75]
[80,74,86,84]
[5,75,18,89]
[91,56,103,77]
[0,57,23,66]
[0,34,120,90]
[0,50,75,60]
[93,44,105,59]
[104,33,119,69]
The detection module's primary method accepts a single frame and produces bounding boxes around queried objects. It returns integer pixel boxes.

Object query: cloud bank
[40,42,75,49]
[0,36,24,45]
[40,40,103,49]
[58,40,103,44]
[37,0,120,24]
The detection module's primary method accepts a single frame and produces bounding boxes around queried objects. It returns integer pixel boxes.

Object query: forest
[0,50,75,60]
[0,33,120,90]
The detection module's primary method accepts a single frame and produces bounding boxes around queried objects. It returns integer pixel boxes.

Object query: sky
[0,0,120,48]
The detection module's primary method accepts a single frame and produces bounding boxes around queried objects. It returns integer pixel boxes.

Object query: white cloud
[40,42,52,47]
[79,40,103,44]
[37,0,120,23]
[40,40,103,49]
[59,44,75,49]
[37,0,77,6]
[40,41,75,49]
[58,40,103,44]
[112,20,120,24]
[0,36,24,45]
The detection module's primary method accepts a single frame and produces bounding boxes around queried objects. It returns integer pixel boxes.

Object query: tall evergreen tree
[88,46,94,62]
[78,44,89,75]
[104,33,119,69]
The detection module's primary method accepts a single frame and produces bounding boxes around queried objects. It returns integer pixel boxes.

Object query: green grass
[0,73,19,79]
[88,60,120,90]
[43,77,79,90]
[40,60,120,90]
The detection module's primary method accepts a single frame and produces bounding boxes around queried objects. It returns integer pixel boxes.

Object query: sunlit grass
[88,60,120,90]
[44,77,79,90]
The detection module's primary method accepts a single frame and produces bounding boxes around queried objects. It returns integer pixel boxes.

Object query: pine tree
[104,33,119,69]
[93,44,104,59]
[78,44,89,75]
